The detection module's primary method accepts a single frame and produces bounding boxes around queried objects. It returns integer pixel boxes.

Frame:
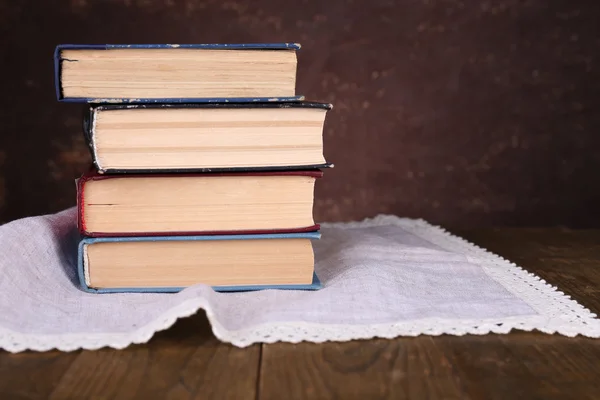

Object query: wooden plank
[259,337,466,400]
[44,312,260,400]
[436,333,600,400]
[0,350,78,399]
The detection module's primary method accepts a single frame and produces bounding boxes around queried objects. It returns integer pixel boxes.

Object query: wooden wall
[1,0,598,227]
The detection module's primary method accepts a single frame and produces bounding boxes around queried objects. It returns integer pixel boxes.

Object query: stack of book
[54,43,331,293]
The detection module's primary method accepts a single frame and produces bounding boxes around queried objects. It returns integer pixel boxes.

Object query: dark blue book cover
[78,232,322,293]
[55,43,303,103]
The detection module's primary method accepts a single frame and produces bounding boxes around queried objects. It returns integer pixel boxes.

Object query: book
[83,102,332,173]
[54,44,302,103]
[77,170,322,237]
[78,232,322,293]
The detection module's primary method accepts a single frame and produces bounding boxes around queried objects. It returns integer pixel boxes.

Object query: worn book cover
[54,43,303,103]
[77,170,323,237]
[83,101,333,173]
[78,232,322,293]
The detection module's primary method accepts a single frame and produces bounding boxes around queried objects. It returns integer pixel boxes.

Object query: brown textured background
[1,0,599,228]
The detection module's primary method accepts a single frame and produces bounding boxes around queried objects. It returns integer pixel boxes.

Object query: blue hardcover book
[78,232,322,293]
[54,43,304,103]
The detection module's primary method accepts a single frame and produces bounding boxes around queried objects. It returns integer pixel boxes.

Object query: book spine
[82,107,104,173]
[82,106,93,145]
[53,46,62,100]
[77,176,88,236]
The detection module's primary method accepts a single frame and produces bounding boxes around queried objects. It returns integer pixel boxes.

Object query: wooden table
[1,228,599,399]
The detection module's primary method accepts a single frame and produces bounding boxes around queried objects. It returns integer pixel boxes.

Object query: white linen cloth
[0,208,598,352]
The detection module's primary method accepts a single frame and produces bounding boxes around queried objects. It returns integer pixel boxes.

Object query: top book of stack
[54,43,303,103]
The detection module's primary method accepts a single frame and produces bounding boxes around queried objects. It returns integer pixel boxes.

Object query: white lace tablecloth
[0,208,598,352]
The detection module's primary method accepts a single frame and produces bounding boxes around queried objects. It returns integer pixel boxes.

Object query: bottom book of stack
[77,232,321,293]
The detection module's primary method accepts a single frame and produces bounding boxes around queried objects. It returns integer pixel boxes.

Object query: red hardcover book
[77,170,322,237]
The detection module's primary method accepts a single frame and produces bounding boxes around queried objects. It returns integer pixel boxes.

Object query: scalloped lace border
[1,215,598,352]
